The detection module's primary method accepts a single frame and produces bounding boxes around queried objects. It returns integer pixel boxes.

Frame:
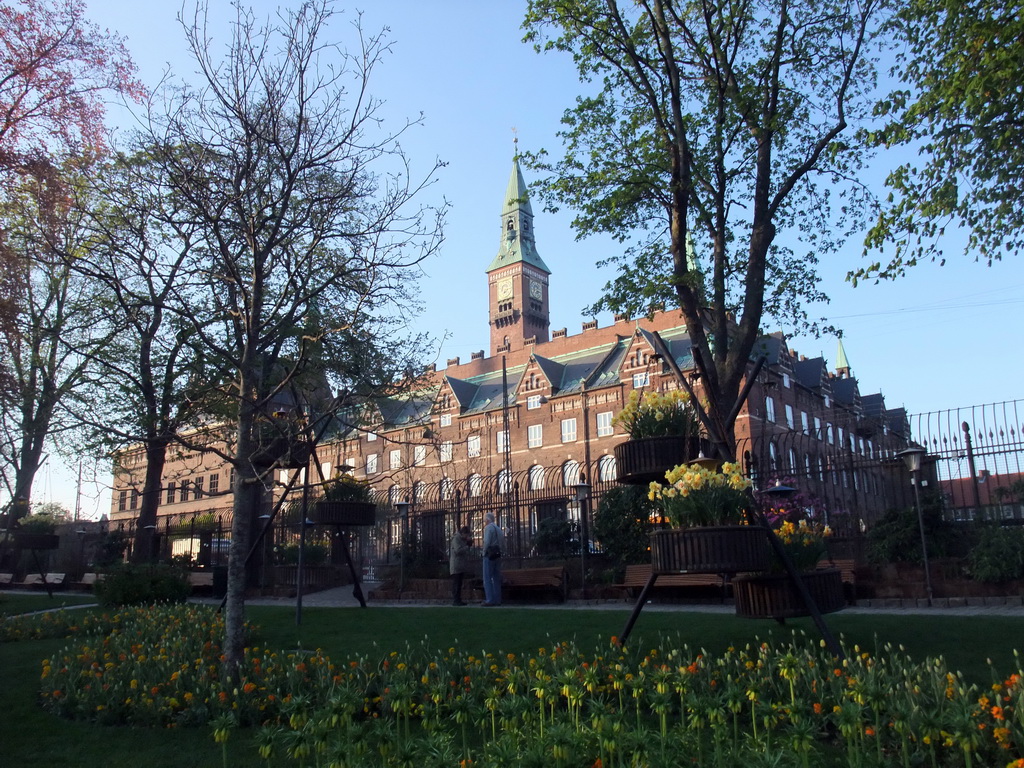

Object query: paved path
[232,585,1024,617]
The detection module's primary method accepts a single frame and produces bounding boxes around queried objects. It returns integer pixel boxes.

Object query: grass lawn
[2,602,1023,767]
[0,591,95,618]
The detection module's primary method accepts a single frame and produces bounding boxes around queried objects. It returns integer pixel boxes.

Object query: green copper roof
[836,338,850,371]
[486,156,551,274]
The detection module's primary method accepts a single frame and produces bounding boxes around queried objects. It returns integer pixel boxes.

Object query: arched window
[469,473,482,498]
[440,476,453,500]
[562,460,581,488]
[388,485,402,506]
[768,442,779,472]
[598,455,617,482]
[528,464,545,491]
[788,448,798,474]
[413,481,425,503]
[497,469,511,495]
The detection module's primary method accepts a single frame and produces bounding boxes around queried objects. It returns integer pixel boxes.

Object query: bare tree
[145,1,445,673]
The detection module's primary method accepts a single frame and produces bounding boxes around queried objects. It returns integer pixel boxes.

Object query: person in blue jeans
[481,512,504,606]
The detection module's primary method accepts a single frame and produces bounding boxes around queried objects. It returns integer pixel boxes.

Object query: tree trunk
[131,439,170,563]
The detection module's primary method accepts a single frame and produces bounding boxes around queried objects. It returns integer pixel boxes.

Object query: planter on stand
[312,500,377,527]
[615,436,701,485]
[650,526,770,574]
[733,568,845,620]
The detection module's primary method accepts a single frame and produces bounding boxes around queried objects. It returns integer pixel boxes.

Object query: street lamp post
[573,474,591,600]
[395,501,410,597]
[897,446,933,606]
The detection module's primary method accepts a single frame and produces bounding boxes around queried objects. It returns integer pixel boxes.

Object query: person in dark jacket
[449,525,472,606]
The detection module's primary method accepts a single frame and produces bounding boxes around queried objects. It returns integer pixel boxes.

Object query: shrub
[93,563,191,607]
[592,486,654,568]
[966,525,1024,583]
[866,496,957,564]
[531,517,579,558]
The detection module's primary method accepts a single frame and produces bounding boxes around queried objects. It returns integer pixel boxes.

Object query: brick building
[110,157,915,538]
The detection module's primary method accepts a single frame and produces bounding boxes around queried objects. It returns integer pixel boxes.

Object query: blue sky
[36,0,1024,516]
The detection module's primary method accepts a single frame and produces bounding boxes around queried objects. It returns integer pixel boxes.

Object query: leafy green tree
[860,0,1024,281]
[592,486,655,569]
[523,0,889,459]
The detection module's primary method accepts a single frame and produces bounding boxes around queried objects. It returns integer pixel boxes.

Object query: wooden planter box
[312,501,376,527]
[650,526,770,574]
[733,568,845,620]
[13,532,60,550]
[614,436,698,485]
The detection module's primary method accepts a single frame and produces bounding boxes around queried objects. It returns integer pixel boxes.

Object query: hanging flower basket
[13,532,60,550]
[615,436,700,485]
[650,526,770,574]
[733,568,845,620]
[312,501,377,527]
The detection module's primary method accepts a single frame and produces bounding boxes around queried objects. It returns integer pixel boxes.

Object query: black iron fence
[98,399,1024,588]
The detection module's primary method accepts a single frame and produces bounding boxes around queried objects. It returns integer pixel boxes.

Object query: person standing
[449,525,472,606]
[481,511,504,606]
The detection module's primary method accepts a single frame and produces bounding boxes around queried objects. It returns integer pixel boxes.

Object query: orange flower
[813,702,824,715]
[991,706,1005,720]
[865,727,875,737]
[243,682,257,694]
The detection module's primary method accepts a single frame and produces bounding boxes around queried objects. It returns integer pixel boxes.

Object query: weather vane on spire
[512,126,518,156]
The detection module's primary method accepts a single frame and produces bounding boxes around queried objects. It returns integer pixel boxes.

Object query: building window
[468,435,481,458]
[413,481,425,502]
[596,411,613,437]
[497,430,510,454]
[440,476,453,500]
[527,394,542,410]
[413,445,426,466]
[837,427,845,449]
[179,481,189,502]
[497,469,511,495]
[439,413,452,427]
[166,482,176,505]
[825,423,833,444]
[389,449,402,470]
[788,448,798,473]
[766,397,776,423]
[440,441,453,463]
[389,485,402,505]
[469,473,482,497]
[814,416,822,439]
[785,404,795,430]
[562,460,581,487]
[194,477,204,498]
[528,424,543,448]
[208,472,219,495]
[801,412,810,435]
[529,464,545,490]
[561,418,577,443]
[598,455,617,481]
[130,489,139,509]
[632,372,649,388]
[782,373,791,388]
[823,395,831,409]
[118,490,128,512]
[366,431,377,442]
[366,454,378,474]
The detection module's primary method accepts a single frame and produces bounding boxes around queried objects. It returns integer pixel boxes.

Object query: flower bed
[36,605,1024,767]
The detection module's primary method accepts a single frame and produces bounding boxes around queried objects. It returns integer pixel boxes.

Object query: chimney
[552,328,567,339]
[446,357,460,367]
[582,320,598,331]
[471,350,485,360]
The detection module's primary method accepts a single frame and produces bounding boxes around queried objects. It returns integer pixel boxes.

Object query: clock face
[529,280,543,300]
[497,278,513,300]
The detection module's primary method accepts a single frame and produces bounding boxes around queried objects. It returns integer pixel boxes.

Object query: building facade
[110,157,916,552]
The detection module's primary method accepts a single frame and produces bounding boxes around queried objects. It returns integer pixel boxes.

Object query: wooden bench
[17,573,45,589]
[501,566,569,602]
[819,558,857,602]
[622,564,730,602]
[42,573,67,589]
[188,571,214,593]
[72,572,103,591]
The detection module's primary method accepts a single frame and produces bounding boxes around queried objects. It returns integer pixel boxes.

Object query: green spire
[836,338,850,374]
[486,155,551,274]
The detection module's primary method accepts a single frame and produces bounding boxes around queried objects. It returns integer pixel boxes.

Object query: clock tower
[487,154,551,356]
